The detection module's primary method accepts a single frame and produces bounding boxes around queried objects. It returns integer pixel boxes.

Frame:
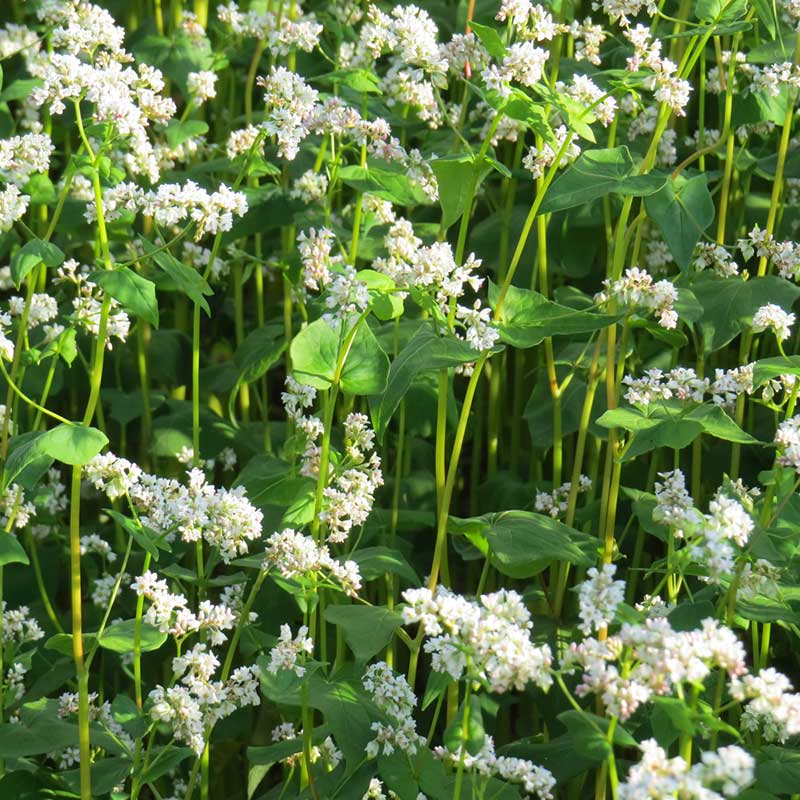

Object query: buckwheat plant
[2,0,800,798]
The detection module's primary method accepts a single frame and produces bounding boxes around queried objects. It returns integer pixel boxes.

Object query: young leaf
[90,267,159,327]
[645,174,715,269]
[443,695,485,756]
[0,534,29,566]
[10,239,65,288]
[323,604,403,661]
[98,620,168,653]
[290,317,390,395]
[40,424,108,466]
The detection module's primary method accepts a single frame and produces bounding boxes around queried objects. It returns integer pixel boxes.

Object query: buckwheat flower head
[0,185,30,232]
[402,587,552,693]
[752,302,795,342]
[297,227,340,291]
[0,133,54,186]
[775,415,800,472]
[268,624,313,676]
[596,267,678,329]
[730,667,800,742]
[1,602,44,648]
[456,300,499,352]
[571,18,607,65]
[263,528,362,596]
[259,66,319,160]
[363,662,423,757]
[84,452,142,500]
[290,170,328,204]
[578,564,625,635]
[535,476,592,518]
[186,70,217,105]
[653,469,703,536]
[497,0,533,25]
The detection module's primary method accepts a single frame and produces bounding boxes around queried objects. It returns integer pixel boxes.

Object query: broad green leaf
[371,324,482,438]
[98,619,167,653]
[685,404,760,444]
[752,355,800,388]
[233,325,285,384]
[323,604,403,661]
[692,275,800,353]
[749,0,777,36]
[645,174,715,269]
[10,239,65,287]
[444,695,485,756]
[40,424,108,465]
[106,508,171,561]
[62,757,132,796]
[489,281,616,348]
[379,751,421,798]
[596,407,661,432]
[149,246,213,314]
[348,546,420,585]
[468,21,506,60]
[139,745,194,783]
[339,165,429,206]
[451,511,597,577]
[91,267,159,326]
[1,431,52,492]
[290,317,390,395]
[314,68,382,93]
[234,455,315,511]
[756,747,800,795]
[557,710,637,763]
[540,147,666,214]
[164,119,209,148]
[431,156,492,230]
[0,534,29,566]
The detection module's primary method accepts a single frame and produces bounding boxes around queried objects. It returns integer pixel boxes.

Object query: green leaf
[323,604,403,661]
[1,431,53,492]
[645,174,715,269]
[451,511,597,577]
[756,747,800,795]
[314,68,382,94]
[0,534,29,566]
[349,546,420,585]
[557,710,637,763]
[91,267,159,326]
[40,424,108,465]
[444,695,485,756]
[752,355,800,388]
[140,745,194,783]
[431,156,492,230]
[750,0,778,36]
[540,147,666,214]
[468,21,506,60]
[10,239,65,288]
[692,275,800,353]
[106,508,171,562]
[339,165,429,206]
[371,324,481,438]
[148,245,213,314]
[164,119,209,148]
[98,619,168,653]
[233,325,286,385]
[290,317,390,395]
[489,281,616,348]
[685,404,760,444]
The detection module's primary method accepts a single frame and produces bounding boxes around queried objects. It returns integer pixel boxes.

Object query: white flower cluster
[0,185,31,233]
[577,563,626,635]
[562,616,747,720]
[0,483,36,529]
[752,302,795,343]
[730,667,800,742]
[596,267,678,329]
[624,25,692,115]
[0,133,54,186]
[59,690,134,753]
[131,571,237,644]
[86,452,263,563]
[149,643,260,755]
[218,0,322,55]
[738,225,800,282]
[693,242,740,277]
[93,180,248,240]
[267,624,313,676]
[435,734,556,799]
[402,587,553,693]
[653,470,754,581]
[534,475,591,518]
[775,414,800,472]
[1,602,44,649]
[290,170,328,204]
[618,739,754,799]
[55,259,131,347]
[321,413,383,543]
[30,1,176,182]
[375,226,498,351]
[263,527,362,597]
[79,533,116,562]
[270,722,342,769]
[363,661,423,757]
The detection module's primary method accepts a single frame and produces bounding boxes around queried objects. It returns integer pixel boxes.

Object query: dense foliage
[1,0,800,798]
